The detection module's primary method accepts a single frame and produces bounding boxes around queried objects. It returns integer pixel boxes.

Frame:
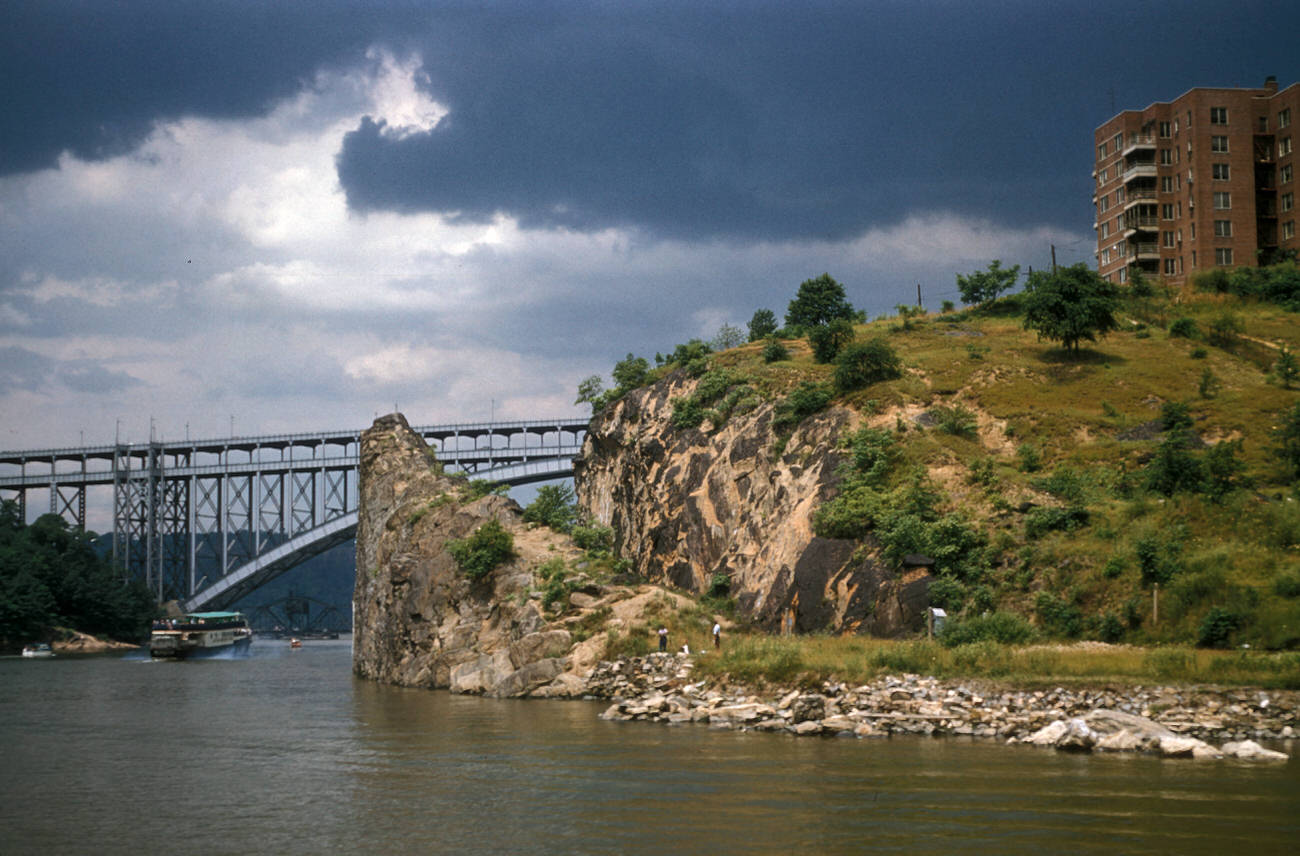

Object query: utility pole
[916,282,923,309]
[1051,244,1058,273]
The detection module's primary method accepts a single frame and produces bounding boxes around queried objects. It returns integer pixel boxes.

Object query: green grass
[689,633,1300,689]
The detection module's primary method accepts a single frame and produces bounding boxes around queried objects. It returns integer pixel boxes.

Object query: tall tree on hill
[1021,264,1120,355]
[956,259,1020,306]
[785,273,855,331]
[747,308,778,342]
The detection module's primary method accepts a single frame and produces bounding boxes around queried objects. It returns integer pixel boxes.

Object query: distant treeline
[0,501,156,645]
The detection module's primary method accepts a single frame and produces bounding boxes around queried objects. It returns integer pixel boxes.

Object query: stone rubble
[580,653,1296,762]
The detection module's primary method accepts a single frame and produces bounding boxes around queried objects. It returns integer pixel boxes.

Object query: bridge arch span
[182,456,578,612]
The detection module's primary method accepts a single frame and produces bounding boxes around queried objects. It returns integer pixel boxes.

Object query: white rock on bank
[1222,740,1290,761]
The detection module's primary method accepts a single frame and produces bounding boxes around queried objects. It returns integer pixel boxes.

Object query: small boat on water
[21,643,53,658]
[289,638,302,649]
[149,612,253,659]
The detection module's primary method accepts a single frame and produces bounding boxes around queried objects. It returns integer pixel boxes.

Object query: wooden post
[1153,583,1160,625]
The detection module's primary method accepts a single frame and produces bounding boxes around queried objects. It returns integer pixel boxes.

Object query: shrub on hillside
[809,318,855,363]
[833,338,902,392]
[571,522,614,557]
[448,519,515,582]
[761,337,790,363]
[932,405,977,438]
[939,611,1035,647]
[522,484,578,533]
[1169,317,1199,338]
[1197,607,1240,648]
[1035,591,1083,638]
[772,382,833,432]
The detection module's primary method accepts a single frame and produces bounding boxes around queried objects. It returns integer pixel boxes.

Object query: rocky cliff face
[574,372,933,635]
[352,414,581,696]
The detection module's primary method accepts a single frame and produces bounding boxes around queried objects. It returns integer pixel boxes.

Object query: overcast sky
[2,0,1298,452]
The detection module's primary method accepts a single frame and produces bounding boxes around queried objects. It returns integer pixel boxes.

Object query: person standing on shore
[712,622,721,649]
[658,626,668,652]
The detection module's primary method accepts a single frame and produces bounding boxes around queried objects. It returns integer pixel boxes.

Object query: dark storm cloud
[0,0,387,175]
[338,0,1299,240]
[6,1,1300,240]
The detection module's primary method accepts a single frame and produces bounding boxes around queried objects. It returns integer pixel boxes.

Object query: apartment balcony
[1122,210,1158,234]
[1122,190,1158,209]
[1122,135,1156,157]
[1123,163,1157,182]
[1128,242,1159,260]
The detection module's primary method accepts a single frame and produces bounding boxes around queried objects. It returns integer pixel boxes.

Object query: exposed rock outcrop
[574,373,931,635]
[352,414,585,696]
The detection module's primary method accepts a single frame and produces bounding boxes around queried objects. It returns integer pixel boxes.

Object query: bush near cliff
[447,519,515,582]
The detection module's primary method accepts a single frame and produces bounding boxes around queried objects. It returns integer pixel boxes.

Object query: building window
[1101,248,1110,265]
[1163,230,1176,247]
[1284,220,1296,241]
[1113,133,1122,150]
[1160,148,1173,165]
[1164,258,1177,274]
[1211,136,1229,153]
[1118,268,1128,284]
[1281,137,1294,157]
[1212,163,1230,180]
[1284,192,1295,213]
[1159,121,1171,138]
[1215,248,1233,266]
[1282,164,1293,183]
[1100,222,1110,239]
[1100,195,1110,212]
[1098,142,1108,160]
[1281,108,1292,129]
[1162,203,1175,219]
[1214,220,1232,237]
[1160,176,1173,192]
[1210,107,1228,124]
[1213,192,1231,210]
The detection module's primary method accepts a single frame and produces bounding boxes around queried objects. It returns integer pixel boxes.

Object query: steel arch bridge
[0,418,586,611]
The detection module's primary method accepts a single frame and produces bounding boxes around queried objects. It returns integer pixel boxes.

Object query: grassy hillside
[636,278,1300,651]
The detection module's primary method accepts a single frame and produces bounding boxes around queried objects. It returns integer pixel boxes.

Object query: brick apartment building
[1094,76,1300,286]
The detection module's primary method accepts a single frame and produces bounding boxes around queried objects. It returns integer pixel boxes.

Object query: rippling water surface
[2,641,1296,855]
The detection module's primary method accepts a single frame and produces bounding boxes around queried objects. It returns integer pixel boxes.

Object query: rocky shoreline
[585,653,1296,762]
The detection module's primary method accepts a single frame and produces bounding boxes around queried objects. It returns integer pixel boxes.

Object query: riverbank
[585,652,1296,761]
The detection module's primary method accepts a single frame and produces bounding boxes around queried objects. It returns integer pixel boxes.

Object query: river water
[2,640,1296,855]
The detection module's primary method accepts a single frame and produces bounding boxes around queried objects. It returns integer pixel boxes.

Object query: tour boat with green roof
[149,611,253,659]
